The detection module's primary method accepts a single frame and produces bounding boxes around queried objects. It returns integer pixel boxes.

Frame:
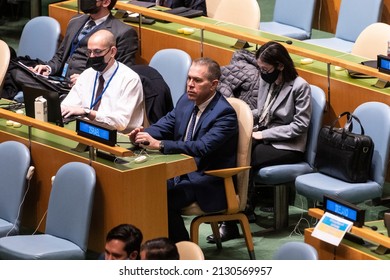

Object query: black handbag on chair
[315,112,374,183]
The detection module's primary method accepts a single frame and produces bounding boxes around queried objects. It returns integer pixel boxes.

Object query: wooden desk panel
[304,228,379,260]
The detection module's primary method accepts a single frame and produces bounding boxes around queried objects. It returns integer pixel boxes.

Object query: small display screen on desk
[377,55,390,74]
[76,118,117,146]
[323,195,365,227]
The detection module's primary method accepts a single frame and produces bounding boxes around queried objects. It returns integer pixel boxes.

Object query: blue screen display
[326,200,357,221]
[380,58,390,70]
[79,122,110,140]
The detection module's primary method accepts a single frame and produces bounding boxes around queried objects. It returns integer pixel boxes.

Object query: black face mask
[79,0,100,14]
[86,55,108,72]
[261,69,280,84]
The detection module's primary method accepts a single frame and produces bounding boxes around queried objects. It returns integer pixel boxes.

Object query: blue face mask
[261,69,280,84]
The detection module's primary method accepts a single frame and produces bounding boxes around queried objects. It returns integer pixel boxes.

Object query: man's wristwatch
[159,141,164,153]
[83,108,91,117]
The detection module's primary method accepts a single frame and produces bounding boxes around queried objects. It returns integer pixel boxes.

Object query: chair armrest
[205,166,251,214]
[205,166,251,178]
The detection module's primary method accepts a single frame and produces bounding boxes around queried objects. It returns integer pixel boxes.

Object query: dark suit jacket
[130,65,173,124]
[48,14,138,77]
[145,92,238,212]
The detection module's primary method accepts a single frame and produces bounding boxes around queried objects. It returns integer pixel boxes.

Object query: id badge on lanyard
[61,63,69,78]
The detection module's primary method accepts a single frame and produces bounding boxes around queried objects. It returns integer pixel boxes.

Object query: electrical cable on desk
[0,102,25,111]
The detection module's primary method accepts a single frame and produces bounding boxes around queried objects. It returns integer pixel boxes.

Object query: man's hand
[61,105,84,119]
[69,73,80,87]
[33,64,51,76]
[134,131,160,150]
[252,131,263,140]
[128,127,144,144]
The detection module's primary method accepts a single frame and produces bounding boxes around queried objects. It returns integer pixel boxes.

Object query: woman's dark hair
[255,41,298,82]
[141,237,179,260]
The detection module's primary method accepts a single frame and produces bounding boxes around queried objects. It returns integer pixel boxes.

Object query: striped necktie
[78,20,96,42]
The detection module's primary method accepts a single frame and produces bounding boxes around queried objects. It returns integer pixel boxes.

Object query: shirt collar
[197,92,216,113]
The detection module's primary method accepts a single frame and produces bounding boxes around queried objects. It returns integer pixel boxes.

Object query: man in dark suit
[2,0,138,100]
[34,0,138,85]
[129,57,238,242]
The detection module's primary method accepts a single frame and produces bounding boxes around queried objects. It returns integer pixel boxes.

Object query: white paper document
[312,212,353,246]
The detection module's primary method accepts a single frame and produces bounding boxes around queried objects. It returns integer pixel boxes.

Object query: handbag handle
[329,111,365,136]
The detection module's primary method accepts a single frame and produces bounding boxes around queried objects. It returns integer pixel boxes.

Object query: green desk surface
[0,104,191,172]
[343,220,390,260]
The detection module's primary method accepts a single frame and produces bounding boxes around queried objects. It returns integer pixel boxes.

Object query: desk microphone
[364,224,378,231]
[274,40,293,45]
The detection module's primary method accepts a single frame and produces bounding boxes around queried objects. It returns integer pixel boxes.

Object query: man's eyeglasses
[86,47,110,57]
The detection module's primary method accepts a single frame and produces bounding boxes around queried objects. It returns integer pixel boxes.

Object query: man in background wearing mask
[34,0,138,86]
[61,29,144,133]
[2,0,138,101]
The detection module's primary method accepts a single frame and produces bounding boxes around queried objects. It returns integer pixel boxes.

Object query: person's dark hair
[106,224,143,259]
[192,57,221,81]
[141,237,179,260]
[255,41,298,82]
[108,0,117,11]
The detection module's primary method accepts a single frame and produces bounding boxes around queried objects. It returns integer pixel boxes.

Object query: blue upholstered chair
[273,241,318,260]
[304,0,383,53]
[295,102,390,205]
[149,49,192,107]
[0,141,32,237]
[260,0,317,40]
[253,85,326,231]
[17,16,61,61]
[0,162,96,259]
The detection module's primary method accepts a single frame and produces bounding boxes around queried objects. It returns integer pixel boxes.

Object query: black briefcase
[315,112,374,183]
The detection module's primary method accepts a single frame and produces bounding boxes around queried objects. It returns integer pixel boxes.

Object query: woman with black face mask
[207,41,312,243]
[249,40,311,211]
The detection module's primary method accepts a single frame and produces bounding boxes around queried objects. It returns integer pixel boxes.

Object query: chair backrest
[273,0,316,37]
[149,49,192,107]
[335,0,383,42]
[176,241,205,260]
[304,85,326,167]
[17,16,61,61]
[0,40,11,92]
[351,102,390,186]
[45,162,96,252]
[205,0,220,18]
[0,141,31,236]
[227,98,253,211]
[273,241,318,260]
[206,0,260,29]
[351,23,390,59]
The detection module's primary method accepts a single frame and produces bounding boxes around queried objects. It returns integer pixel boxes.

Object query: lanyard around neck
[89,62,119,109]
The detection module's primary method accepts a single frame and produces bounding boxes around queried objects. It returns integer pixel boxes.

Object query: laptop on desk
[22,85,77,127]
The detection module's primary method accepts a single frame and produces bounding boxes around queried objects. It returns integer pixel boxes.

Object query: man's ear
[102,0,111,8]
[129,250,138,260]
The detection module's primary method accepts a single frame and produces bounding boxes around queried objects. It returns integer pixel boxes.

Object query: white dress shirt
[62,61,144,133]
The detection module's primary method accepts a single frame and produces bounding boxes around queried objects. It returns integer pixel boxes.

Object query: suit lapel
[272,81,293,109]
[192,93,220,138]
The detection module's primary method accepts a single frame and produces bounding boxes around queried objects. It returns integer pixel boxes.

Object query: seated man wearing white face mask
[61,29,144,133]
